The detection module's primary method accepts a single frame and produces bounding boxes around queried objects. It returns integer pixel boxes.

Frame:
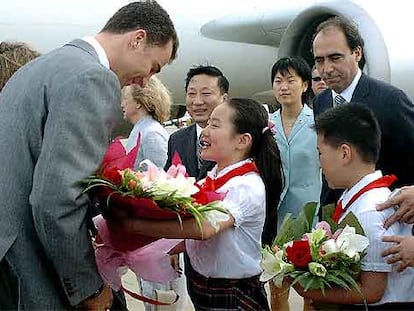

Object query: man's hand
[81,284,113,311]
[376,186,414,228]
[382,235,414,272]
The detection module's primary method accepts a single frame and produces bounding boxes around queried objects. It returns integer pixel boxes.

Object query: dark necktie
[197,134,204,169]
[334,94,347,106]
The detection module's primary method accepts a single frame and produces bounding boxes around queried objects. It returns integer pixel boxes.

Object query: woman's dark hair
[270,56,312,105]
[227,98,284,245]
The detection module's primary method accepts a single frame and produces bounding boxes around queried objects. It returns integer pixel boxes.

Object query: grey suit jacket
[0,39,121,308]
[164,123,215,180]
[314,73,414,206]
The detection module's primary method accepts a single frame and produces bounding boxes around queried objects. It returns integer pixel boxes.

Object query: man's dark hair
[312,16,365,69]
[270,56,312,105]
[184,65,229,94]
[314,103,381,164]
[101,0,178,61]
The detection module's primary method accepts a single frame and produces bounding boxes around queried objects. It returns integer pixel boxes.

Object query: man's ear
[131,29,147,48]
[222,93,229,103]
[353,46,363,63]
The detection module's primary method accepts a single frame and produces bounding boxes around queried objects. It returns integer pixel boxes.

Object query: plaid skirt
[187,264,269,311]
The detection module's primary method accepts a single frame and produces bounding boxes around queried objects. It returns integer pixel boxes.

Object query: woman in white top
[121,76,170,169]
[119,98,283,310]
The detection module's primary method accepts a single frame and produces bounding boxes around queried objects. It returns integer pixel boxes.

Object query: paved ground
[122,269,304,310]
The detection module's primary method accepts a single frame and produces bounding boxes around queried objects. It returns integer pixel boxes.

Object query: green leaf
[292,202,318,240]
[321,203,340,232]
[338,212,366,236]
[325,272,349,289]
[272,202,318,248]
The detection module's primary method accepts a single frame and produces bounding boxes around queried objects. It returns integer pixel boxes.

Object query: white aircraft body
[1,0,413,110]
[201,0,414,101]
[0,0,278,108]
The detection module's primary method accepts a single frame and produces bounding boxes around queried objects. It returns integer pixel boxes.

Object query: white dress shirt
[186,159,266,278]
[339,170,414,305]
[332,69,362,104]
[82,36,110,69]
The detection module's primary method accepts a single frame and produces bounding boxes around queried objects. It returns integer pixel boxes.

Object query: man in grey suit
[312,16,414,207]
[164,65,229,180]
[0,1,178,309]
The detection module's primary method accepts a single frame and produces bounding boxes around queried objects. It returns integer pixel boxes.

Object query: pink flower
[316,221,333,238]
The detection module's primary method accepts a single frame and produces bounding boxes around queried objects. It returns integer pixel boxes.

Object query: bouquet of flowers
[260,203,369,296]
[83,137,228,250]
[82,137,228,295]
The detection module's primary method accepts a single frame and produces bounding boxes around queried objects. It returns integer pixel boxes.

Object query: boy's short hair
[313,103,381,164]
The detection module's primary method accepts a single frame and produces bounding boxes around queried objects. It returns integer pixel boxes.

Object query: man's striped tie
[197,134,204,169]
[335,94,347,106]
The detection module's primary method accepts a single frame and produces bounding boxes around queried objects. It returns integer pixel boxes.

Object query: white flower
[321,239,340,255]
[152,173,199,197]
[308,262,327,277]
[204,208,230,233]
[335,225,369,259]
[260,249,293,285]
[307,227,327,245]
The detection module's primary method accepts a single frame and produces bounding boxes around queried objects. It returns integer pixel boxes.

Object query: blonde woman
[122,77,190,310]
[121,76,171,168]
[0,41,40,91]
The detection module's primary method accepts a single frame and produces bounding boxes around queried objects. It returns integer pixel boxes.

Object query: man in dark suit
[164,65,229,180]
[312,16,414,206]
[0,1,178,309]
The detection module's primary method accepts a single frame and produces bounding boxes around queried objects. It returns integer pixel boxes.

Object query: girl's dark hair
[270,56,312,105]
[227,98,284,245]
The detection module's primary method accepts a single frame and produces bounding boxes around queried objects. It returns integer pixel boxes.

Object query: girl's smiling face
[200,102,247,170]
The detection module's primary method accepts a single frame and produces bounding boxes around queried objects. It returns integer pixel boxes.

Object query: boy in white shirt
[294,103,414,309]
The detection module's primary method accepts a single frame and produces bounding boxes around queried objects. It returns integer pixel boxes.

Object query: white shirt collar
[196,123,203,139]
[340,170,382,207]
[332,68,362,103]
[82,36,110,69]
[207,158,254,180]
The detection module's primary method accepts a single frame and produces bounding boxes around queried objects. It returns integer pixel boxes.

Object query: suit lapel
[314,89,333,117]
[351,73,370,103]
[184,124,198,178]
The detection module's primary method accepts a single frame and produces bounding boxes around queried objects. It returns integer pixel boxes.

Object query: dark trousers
[0,257,18,309]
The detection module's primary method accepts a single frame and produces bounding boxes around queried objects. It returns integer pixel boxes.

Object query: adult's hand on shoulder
[376,186,414,228]
[80,283,113,311]
[382,235,414,272]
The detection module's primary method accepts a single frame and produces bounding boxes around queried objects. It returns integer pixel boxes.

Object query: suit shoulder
[364,75,409,99]
[169,125,194,141]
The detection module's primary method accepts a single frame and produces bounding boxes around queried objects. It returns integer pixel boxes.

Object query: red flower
[102,167,123,186]
[286,240,312,269]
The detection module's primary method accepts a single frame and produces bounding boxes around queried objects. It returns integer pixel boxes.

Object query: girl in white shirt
[120,98,283,310]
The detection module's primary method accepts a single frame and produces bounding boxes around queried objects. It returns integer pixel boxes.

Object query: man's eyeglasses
[312,77,322,82]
